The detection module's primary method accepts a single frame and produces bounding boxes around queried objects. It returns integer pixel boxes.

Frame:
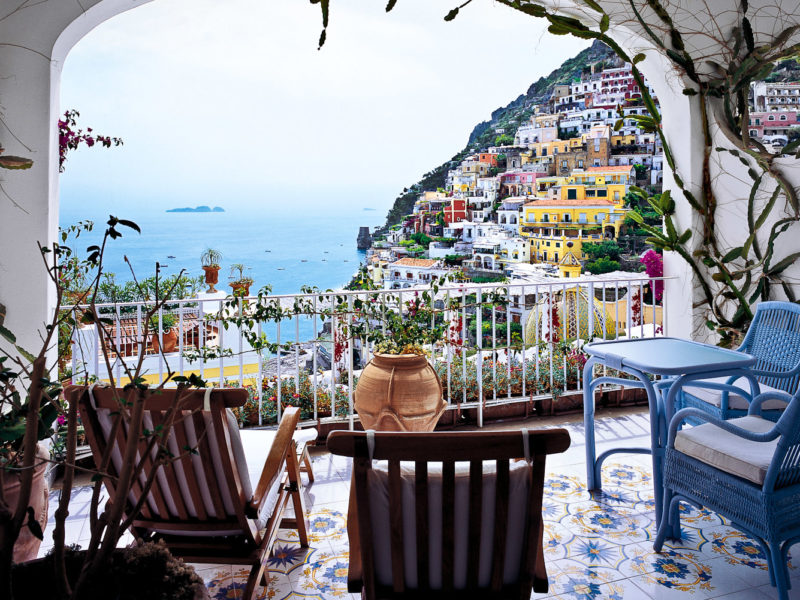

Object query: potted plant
[200,248,222,293]
[345,286,452,432]
[1,217,208,599]
[149,313,178,354]
[228,263,254,297]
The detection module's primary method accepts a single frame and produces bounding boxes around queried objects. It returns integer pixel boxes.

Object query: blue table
[582,337,757,539]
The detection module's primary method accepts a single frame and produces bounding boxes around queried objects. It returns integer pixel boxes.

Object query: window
[567,188,578,200]
[563,214,571,222]
[769,115,776,121]
[597,189,607,197]
[554,253,559,262]
[578,159,584,168]
[579,212,587,223]
[561,159,568,168]
[614,191,620,200]
[555,242,561,248]
[781,114,788,121]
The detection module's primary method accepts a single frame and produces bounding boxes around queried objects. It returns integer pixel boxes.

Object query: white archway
[0,0,152,352]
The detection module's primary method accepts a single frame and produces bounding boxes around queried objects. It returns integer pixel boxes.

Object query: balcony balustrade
[67,276,666,429]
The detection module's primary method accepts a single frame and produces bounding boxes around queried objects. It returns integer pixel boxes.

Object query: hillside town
[361,60,797,290]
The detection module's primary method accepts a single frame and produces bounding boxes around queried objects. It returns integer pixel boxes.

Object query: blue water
[59,203,381,295]
[59,200,385,342]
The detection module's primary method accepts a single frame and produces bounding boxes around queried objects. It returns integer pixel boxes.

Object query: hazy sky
[59,0,588,212]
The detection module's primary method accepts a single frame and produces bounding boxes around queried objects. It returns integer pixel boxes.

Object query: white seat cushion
[239,429,284,529]
[682,377,789,411]
[293,428,318,446]
[674,416,778,484]
[365,460,530,590]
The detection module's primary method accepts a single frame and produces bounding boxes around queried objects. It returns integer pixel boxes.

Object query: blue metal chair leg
[653,487,675,552]
[769,540,790,600]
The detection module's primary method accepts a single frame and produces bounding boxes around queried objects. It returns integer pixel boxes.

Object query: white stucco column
[0,0,150,355]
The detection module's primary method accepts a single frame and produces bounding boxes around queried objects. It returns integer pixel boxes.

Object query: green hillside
[381,40,618,229]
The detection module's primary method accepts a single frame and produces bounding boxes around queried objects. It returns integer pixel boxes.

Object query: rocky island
[166,205,224,213]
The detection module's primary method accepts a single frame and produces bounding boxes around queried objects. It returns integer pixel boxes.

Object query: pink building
[748,111,798,139]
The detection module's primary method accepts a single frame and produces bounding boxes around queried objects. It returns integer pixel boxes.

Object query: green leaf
[742,16,754,53]
[26,507,43,540]
[721,247,743,263]
[682,88,697,96]
[385,0,397,11]
[767,252,800,276]
[581,0,603,11]
[633,53,646,64]
[0,324,17,344]
[599,14,609,32]
[117,219,141,234]
[626,210,643,224]
[444,6,459,21]
[678,228,692,244]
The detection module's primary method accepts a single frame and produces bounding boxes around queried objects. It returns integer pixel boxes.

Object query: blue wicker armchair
[654,390,800,600]
[674,301,800,423]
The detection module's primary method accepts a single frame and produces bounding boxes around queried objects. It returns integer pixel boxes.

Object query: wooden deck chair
[328,428,570,600]
[72,385,309,600]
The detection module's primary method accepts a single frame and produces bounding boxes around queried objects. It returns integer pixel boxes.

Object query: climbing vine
[311,0,800,346]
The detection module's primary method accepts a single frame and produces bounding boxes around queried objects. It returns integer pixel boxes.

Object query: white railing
[66,275,667,428]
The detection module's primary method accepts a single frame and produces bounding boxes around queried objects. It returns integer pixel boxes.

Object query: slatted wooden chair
[72,385,309,600]
[674,301,800,423]
[327,428,571,599]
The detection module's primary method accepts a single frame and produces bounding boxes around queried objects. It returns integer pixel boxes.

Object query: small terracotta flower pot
[202,265,220,293]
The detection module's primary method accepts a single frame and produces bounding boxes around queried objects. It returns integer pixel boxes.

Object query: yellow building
[519,166,631,272]
[611,133,638,147]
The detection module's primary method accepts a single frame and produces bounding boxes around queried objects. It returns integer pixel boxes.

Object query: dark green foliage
[586,257,620,274]
[582,240,622,261]
[410,232,432,247]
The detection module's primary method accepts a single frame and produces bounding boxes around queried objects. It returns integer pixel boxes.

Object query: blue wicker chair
[654,390,800,600]
[674,301,800,423]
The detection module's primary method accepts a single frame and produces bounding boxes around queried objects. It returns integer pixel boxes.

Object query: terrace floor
[42,407,800,599]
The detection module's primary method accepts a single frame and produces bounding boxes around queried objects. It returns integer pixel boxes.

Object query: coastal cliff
[380,40,616,229]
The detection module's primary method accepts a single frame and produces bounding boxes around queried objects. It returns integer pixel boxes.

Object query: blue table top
[584,337,755,376]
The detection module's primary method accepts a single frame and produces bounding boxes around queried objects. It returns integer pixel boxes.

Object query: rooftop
[391,258,440,268]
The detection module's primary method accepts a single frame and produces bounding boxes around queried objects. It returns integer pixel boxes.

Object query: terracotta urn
[202,265,220,293]
[354,353,445,431]
[152,328,178,354]
[3,444,50,563]
[229,281,251,297]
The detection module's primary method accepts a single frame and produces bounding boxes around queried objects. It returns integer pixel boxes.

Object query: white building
[384,258,451,289]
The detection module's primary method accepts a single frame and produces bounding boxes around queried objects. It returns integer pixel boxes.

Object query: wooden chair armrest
[250,407,300,514]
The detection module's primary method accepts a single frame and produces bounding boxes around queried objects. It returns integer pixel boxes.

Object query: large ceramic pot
[354,353,445,431]
[3,444,50,563]
[151,328,178,354]
[202,265,220,293]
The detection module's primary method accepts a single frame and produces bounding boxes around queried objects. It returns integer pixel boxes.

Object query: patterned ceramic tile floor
[41,408,800,599]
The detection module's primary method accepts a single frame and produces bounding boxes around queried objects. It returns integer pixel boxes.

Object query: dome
[524,286,616,344]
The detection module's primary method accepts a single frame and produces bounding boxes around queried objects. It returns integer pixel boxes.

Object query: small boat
[301,259,308,262]
[167,255,176,259]
[277,267,285,270]
[265,249,271,252]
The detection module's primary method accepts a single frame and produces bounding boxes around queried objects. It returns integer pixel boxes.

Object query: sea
[59,200,386,342]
